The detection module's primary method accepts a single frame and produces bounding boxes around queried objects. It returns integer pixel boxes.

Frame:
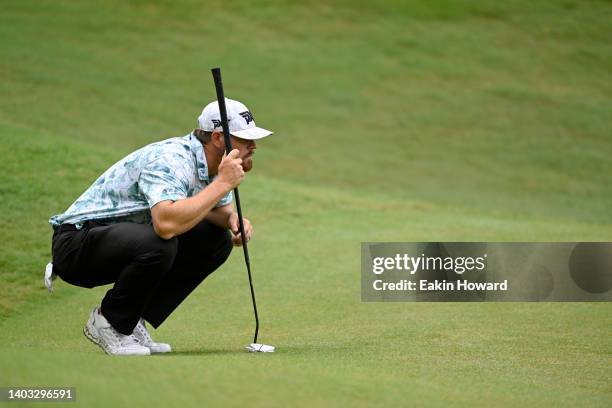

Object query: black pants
[51,220,232,335]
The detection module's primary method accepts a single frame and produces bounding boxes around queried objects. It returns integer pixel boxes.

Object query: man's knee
[189,221,233,262]
[217,228,233,262]
[199,226,232,274]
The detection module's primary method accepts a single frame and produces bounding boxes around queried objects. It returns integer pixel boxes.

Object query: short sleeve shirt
[49,133,233,228]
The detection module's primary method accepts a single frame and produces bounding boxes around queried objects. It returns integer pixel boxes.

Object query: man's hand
[217,149,245,191]
[228,212,253,246]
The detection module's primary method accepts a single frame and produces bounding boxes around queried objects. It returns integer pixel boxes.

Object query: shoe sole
[83,321,149,356]
[83,322,110,355]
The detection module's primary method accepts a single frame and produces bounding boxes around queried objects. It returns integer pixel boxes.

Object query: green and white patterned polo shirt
[49,133,232,229]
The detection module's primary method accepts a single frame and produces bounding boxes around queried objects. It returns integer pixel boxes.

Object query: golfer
[48,98,273,355]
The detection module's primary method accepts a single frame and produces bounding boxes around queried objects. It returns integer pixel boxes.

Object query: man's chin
[243,159,253,172]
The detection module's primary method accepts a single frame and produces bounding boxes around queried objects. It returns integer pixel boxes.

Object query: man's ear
[211,131,226,150]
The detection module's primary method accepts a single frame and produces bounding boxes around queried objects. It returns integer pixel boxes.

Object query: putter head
[246,343,275,353]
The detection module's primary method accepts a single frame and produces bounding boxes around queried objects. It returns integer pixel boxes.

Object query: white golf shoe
[132,318,172,354]
[83,307,150,356]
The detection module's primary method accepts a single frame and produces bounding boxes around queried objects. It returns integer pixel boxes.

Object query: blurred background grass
[0,1,610,406]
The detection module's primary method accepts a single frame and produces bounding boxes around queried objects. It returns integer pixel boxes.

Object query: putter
[211,67,275,353]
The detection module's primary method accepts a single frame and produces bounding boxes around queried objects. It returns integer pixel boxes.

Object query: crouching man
[48,98,273,355]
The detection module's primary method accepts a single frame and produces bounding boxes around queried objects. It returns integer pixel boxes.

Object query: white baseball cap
[197,98,273,140]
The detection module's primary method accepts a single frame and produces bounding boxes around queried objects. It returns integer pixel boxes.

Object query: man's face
[228,135,256,172]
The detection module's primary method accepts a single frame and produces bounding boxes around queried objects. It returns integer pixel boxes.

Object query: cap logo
[240,111,254,124]
[211,118,231,129]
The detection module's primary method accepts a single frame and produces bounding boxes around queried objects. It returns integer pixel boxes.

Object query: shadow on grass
[165,344,347,356]
[167,349,247,356]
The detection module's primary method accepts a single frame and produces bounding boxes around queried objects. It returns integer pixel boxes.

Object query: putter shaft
[211,67,260,344]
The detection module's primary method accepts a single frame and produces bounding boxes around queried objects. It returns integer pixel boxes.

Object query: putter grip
[211,68,234,154]
[210,67,251,264]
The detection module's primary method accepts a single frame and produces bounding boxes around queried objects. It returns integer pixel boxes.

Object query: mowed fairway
[0,1,611,407]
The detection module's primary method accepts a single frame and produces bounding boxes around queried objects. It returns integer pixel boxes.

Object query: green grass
[0,0,611,406]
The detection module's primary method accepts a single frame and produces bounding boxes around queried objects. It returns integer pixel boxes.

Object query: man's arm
[150,149,244,240]
[206,204,253,246]
[205,203,235,229]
